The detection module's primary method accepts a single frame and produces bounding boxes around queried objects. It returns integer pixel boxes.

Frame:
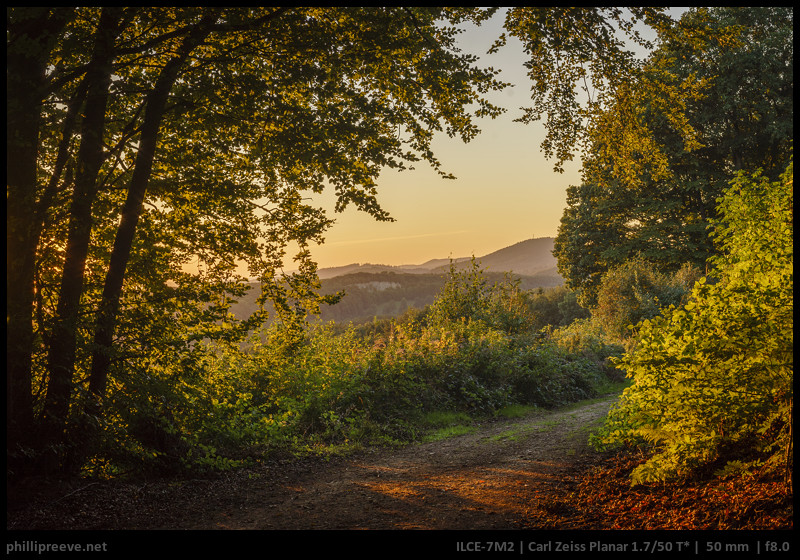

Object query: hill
[315,258,472,279]
[429,237,559,277]
[229,238,563,324]
[315,237,557,279]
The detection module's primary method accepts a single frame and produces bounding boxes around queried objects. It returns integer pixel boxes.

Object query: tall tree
[40,7,130,468]
[7,7,75,471]
[554,7,793,306]
[85,10,224,450]
[6,6,691,475]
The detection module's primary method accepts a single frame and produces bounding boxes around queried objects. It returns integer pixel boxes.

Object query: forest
[6,7,792,531]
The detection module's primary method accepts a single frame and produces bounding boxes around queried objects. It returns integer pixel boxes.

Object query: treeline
[318,272,448,323]
[229,269,564,326]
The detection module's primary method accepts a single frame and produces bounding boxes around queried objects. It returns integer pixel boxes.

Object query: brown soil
[7,397,614,531]
[7,394,792,538]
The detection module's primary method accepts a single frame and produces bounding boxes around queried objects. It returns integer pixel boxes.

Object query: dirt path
[8,396,616,531]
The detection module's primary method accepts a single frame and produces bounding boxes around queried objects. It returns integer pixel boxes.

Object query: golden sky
[308,11,583,269]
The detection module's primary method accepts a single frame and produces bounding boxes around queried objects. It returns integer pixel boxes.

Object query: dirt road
[8,396,616,531]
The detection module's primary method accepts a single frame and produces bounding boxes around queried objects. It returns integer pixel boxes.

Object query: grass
[420,410,472,428]
[421,425,477,443]
[419,410,477,442]
[495,403,539,418]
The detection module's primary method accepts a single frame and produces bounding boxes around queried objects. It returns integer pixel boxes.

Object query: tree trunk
[38,8,126,474]
[79,17,219,467]
[6,7,73,478]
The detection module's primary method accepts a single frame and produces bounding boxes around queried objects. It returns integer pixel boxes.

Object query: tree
[6,7,689,476]
[553,181,629,307]
[7,7,77,471]
[7,6,510,474]
[553,7,793,305]
[597,162,793,485]
[497,7,674,172]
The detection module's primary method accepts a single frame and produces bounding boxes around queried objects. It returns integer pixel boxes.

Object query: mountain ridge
[316,237,558,279]
[230,238,562,324]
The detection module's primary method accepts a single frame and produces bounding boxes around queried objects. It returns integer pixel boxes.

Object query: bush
[528,285,591,329]
[593,257,701,341]
[428,258,539,335]
[594,163,793,485]
[89,260,626,476]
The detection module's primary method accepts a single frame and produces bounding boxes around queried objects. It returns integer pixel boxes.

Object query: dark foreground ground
[7,396,792,554]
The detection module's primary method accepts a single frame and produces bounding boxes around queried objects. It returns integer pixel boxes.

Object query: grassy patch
[421,410,472,428]
[419,410,477,442]
[487,428,526,442]
[495,404,539,419]
[485,423,553,443]
[594,378,632,396]
[421,424,477,442]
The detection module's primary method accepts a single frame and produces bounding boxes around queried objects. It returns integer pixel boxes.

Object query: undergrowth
[89,262,623,478]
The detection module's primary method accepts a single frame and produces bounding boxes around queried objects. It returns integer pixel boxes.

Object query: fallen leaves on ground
[521,449,793,530]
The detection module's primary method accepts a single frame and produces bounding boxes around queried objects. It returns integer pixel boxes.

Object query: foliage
[594,163,793,485]
[13,7,786,489]
[9,6,668,476]
[72,258,622,475]
[497,7,674,172]
[7,6,511,475]
[527,285,591,330]
[553,7,794,306]
[428,258,542,336]
[593,257,701,342]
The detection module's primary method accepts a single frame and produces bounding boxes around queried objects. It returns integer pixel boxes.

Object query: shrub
[91,259,627,476]
[594,163,793,485]
[593,257,701,341]
[428,258,539,335]
[528,285,591,329]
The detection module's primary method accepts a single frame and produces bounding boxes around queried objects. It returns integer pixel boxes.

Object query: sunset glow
[309,12,582,269]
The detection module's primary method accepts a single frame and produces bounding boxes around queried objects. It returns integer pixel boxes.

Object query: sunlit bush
[594,162,793,485]
[428,258,539,335]
[593,257,701,342]
[91,258,625,476]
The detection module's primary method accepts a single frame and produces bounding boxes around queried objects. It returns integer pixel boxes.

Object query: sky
[306,10,583,269]
[301,8,687,270]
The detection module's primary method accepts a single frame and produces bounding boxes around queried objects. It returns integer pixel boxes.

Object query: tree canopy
[553,7,793,306]
[499,7,675,172]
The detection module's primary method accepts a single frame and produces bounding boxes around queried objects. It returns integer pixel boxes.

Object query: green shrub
[528,285,591,329]
[593,257,700,341]
[428,258,539,335]
[90,259,626,476]
[594,163,793,485]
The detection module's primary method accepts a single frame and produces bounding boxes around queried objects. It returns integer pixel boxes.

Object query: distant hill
[315,258,472,279]
[317,237,559,279]
[229,238,563,324]
[429,237,559,277]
